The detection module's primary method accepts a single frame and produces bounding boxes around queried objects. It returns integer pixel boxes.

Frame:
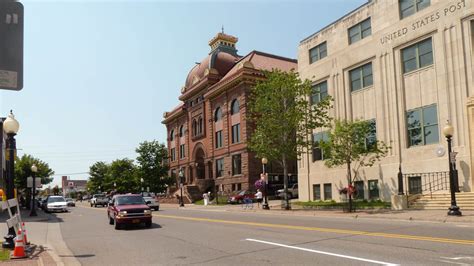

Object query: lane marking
[153,214,474,246]
[245,238,398,265]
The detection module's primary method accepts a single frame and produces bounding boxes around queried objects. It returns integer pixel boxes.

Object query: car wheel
[114,220,121,230]
[155,207,159,211]
[145,221,152,228]
[90,203,93,207]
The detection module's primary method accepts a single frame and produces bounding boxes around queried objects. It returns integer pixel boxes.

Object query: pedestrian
[255,189,263,208]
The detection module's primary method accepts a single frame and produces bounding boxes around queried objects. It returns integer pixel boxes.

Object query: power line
[52,172,90,176]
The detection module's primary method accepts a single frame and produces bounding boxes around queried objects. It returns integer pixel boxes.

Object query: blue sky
[0,0,366,186]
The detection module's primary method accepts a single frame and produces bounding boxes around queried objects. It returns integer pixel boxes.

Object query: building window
[406,104,438,147]
[402,38,433,74]
[170,148,176,162]
[313,184,321,201]
[216,158,224,177]
[232,124,241,144]
[312,131,329,161]
[365,119,377,151]
[179,125,184,137]
[192,120,197,136]
[179,144,185,159]
[171,169,177,180]
[215,130,223,148]
[214,107,222,122]
[349,62,373,92]
[232,184,236,191]
[237,183,242,191]
[323,183,332,200]
[232,154,241,176]
[169,129,174,141]
[311,81,328,105]
[348,17,371,44]
[230,99,240,115]
[309,42,327,64]
[399,0,430,19]
[354,181,364,200]
[198,117,203,135]
[368,180,379,199]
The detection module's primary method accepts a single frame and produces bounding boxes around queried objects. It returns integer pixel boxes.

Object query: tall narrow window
[365,119,377,151]
[198,117,203,135]
[349,63,373,92]
[230,99,240,115]
[368,180,379,199]
[192,120,197,136]
[312,131,329,161]
[232,154,241,176]
[170,148,176,162]
[309,42,327,64]
[354,181,365,200]
[324,183,332,200]
[313,184,321,201]
[406,104,438,147]
[348,18,371,44]
[399,0,430,19]
[169,129,174,142]
[232,124,241,144]
[214,107,222,122]
[179,125,184,137]
[401,38,433,73]
[311,81,328,105]
[215,130,223,148]
[179,144,185,159]
[216,158,224,177]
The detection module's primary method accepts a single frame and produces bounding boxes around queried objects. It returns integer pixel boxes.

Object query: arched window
[170,129,175,141]
[192,120,197,136]
[179,125,184,137]
[230,99,239,115]
[214,107,222,122]
[198,117,203,135]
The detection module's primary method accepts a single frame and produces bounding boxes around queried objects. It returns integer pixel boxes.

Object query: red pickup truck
[107,194,152,230]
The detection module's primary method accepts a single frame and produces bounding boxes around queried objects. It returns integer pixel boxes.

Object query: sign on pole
[0,1,24,91]
[27,177,42,188]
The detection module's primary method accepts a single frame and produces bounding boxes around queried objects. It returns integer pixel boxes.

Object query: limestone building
[163,32,297,201]
[297,0,473,202]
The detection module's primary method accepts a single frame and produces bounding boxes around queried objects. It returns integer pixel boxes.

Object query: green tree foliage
[247,70,332,206]
[52,185,60,195]
[135,140,170,193]
[321,119,390,212]
[106,158,137,194]
[86,161,110,193]
[14,154,54,190]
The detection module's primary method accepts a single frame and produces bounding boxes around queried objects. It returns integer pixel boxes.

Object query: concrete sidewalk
[0,208,78,266]
[161,201,474,224]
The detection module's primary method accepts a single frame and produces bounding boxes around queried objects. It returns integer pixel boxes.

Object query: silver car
[45,196,68,213]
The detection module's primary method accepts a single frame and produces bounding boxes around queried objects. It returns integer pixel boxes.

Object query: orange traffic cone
[21,222,29,245]
[11,229,27,259]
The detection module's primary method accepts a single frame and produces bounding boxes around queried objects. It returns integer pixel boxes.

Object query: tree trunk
[282,154,290,210]
[347,161,353,213]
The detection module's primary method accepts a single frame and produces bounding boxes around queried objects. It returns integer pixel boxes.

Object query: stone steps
[409,192,474,210]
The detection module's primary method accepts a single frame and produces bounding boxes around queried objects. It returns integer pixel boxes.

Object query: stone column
[468,97,474,191]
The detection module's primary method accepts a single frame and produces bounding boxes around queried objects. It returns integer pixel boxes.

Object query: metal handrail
[403,171,449,198]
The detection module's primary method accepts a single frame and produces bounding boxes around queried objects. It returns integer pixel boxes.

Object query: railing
[403,171,449,199]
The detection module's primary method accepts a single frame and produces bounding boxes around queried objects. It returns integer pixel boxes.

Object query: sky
[0,0,367,187]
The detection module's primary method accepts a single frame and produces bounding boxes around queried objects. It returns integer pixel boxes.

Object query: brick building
[162,32,297,200]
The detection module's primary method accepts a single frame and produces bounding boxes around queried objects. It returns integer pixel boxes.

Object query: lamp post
[261,157,270,210]
[29,164,38,216]
[178,168,184,207]
[443,122,462,216]
[2,111,19,249]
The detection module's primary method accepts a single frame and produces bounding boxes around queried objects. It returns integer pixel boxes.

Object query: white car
[143,196,160,211]
[45,196,68,213]
[277,184,299,199]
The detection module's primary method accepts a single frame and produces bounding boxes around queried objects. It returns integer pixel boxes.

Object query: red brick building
[162,32,297,200]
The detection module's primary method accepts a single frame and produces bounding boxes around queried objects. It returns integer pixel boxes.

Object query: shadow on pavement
[119,223,162,231]
[59,254,95,258]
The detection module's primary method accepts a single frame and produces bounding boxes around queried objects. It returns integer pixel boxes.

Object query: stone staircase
[185,185,203,202]
[409,192,474,210]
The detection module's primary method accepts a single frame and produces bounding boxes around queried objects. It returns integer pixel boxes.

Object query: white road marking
[246,238,398,266]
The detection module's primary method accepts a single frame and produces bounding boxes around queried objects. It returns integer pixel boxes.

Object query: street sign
[0,1,24,91]
[27,177,42,188]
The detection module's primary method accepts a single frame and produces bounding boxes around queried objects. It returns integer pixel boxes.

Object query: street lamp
[2,111,19,249]
[443,122,462,216]
[179,168,185,207]
[29,164,38,217]
[261,157,270,210]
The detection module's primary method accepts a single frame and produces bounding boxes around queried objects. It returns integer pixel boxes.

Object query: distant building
[61,176,87,196]
[297,0,473,202]
[162,32,297,201]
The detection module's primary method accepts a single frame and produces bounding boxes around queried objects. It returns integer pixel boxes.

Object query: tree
[247,69,332,209]
[105,158,137,194]
[135,140,170,193]
[52,185,60,195]
[87,161,110,193]
[321,119,390,212]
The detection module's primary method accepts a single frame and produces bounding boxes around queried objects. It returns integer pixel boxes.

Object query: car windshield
[238,190,246,196]
[65,198,73,201]
[116,196,145,205]
[48,197,66,203]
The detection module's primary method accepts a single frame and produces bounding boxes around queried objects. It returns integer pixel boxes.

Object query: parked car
[45,196,68,213]
[227,190,256,204]
[107,194,152,230]
[142,192,160,211]
[277,183,299,199]
[90,194,108,207]
[65,198,76,207]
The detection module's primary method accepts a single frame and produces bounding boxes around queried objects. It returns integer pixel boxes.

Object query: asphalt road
[52,204,474,265]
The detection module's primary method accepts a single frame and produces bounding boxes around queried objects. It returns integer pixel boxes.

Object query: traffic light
[0,1,23,91]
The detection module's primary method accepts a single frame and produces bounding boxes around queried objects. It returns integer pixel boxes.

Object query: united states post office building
[297,0,474,202]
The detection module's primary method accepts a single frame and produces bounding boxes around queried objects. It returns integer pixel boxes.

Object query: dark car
[227,190,256,204]
[107,194,152,230]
